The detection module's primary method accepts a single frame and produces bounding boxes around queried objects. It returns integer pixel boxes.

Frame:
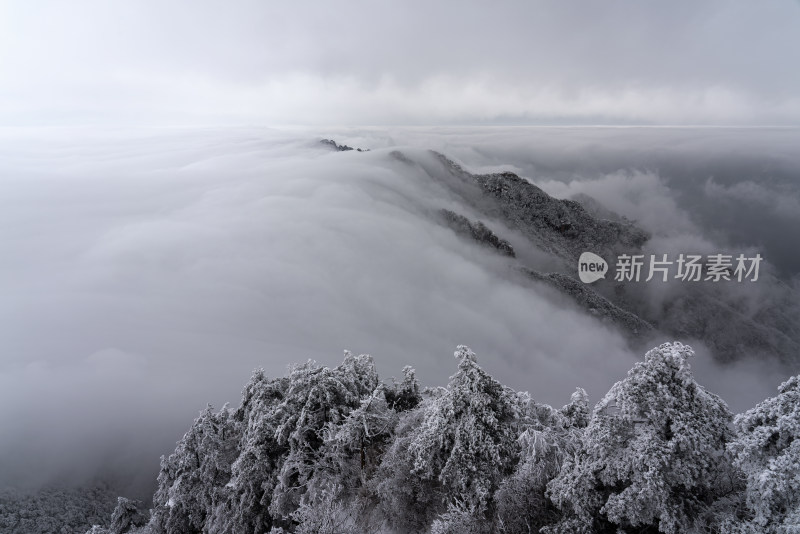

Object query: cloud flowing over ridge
[1,126,798,499]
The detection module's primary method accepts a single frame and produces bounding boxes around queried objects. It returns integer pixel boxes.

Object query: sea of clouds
[0,126,797,498]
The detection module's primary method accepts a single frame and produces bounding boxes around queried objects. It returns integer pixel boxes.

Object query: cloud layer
[0,126,797,499]
[1,1,799,126]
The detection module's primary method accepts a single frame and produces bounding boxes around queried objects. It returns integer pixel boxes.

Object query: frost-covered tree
[561,387,590,429]
[144,351,380,534]
[290,484,380,534]
[727,374,800,532]
[430,500,486,534]
[496,391,586,533]
[150,404,240,534]
[325,387,398,486]
[0,485,117,534]
[108,498,147,534]
[293,385,398,533]
[83,342,800,534]
[267,352,379,525]
[373,395,448,531]
[219,371,291,533]
[546,342,734,534]
[414,346,520,513]
[377,346,521,532]
[384,365,422,412]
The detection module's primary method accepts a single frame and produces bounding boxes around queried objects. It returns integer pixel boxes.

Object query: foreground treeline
[89,343,800,534]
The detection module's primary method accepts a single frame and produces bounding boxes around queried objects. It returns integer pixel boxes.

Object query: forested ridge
[77,343,799,534]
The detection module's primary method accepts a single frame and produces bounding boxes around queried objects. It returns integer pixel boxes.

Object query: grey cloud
[535,170,700,237]
[705,177,800,220]
[1,2,799,125]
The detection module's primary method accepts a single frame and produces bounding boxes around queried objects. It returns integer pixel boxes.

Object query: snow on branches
[85,343,800,534]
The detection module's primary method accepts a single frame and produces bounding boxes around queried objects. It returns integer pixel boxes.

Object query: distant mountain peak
[320,139,369,152]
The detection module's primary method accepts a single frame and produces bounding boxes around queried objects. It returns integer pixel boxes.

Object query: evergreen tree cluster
[0,485,117,534]
[87,343,800,533]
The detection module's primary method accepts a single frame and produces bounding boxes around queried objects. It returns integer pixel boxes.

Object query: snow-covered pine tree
[561,387,590,429]
[384,365,422,412]
[380,346,521,532]
[150,404,240,534]
[373,392,448,531]
[495,389,587,533]
[108,497,148,534]
[727,374,800,532]
[267,352,379,525]
[546,342,734,534]
[216,371,291,533]
[143,352,381,534]
[292,385,399,533]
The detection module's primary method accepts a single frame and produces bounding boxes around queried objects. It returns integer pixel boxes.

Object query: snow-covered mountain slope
[376,144,799,364]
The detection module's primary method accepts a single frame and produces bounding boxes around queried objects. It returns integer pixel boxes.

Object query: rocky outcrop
[320,139,369,152]
[429,152,648,263]
[439,209,515,257]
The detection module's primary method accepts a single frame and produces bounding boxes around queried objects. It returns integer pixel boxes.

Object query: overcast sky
[2,1,799,126]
